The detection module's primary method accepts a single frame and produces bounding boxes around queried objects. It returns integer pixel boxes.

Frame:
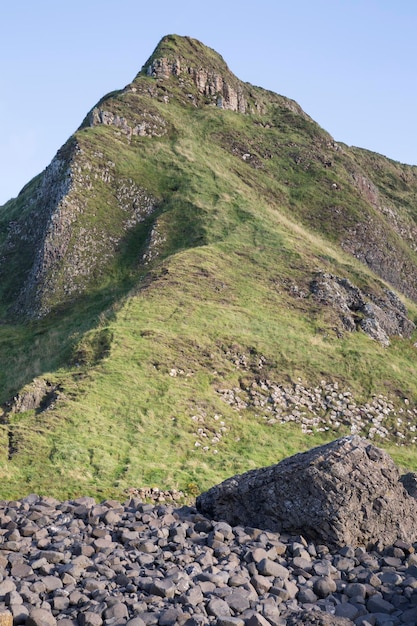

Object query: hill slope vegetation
[1,35,417,499]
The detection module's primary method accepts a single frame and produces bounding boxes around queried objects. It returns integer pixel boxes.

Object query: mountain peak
[141,34,231,77]
[136,34,248,113]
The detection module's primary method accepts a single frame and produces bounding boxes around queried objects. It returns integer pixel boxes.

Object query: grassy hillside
[1,35,417,499]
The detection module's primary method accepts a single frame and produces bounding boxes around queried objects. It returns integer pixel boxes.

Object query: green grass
[1,36,417,499]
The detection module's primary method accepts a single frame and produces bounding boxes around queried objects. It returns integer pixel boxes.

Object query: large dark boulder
[196,435,417,549]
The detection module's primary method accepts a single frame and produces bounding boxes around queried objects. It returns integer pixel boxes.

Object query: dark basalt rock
[310,272,415,345]
[196,435,417,549]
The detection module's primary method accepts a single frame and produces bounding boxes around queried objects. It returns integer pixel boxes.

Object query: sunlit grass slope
[1,35,417,499]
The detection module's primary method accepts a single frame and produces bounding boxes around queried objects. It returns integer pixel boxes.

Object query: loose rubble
[0,491,416,624]
[217,378,417,444]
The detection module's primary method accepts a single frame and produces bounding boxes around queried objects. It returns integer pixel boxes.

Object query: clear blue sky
[1,0,416,205]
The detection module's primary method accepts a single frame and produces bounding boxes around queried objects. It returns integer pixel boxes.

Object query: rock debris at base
[0,496,417,625]
[196,436,417,550]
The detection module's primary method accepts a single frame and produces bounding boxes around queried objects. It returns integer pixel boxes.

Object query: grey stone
[334,603,360,620]
[41,550,65,564]
[256,558,289,579]
[78,613,103,626]
[125,619,146,626]
[103,603,129,620]
[158,607,185,626]
[181,585,203,605]
[346,583,367,599]
[207,598,231,617]
[26,608,57,626]
[313,561,334,576]
[366,595,395,614]
[334,556,356,572]
[245,615,271,626]
[309,273,415,345]
[292,556,313,571]
[400,606,417,623]
[224,591,250,613]
[10,603,29,624]
[297,587,318,604]
[151,578,176,599]
[251,575,272,594]
[0,581,15,598]
[41,576,63,592]
[313,576,337,598]
[216,618,245,626]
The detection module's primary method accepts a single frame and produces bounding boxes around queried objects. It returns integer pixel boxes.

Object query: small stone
[78,613,103,626]
[245,614,272,626]
[297,587,318,604]
[366,595,395,614]
[345,582,367,599]
[138,540,158,554]
[0,613,12,626]
[26,608,57,626]
[292,556,313,571]
[10,603,29,623]
[334,603,360,620]
[0,581,15,598]
[224,591,250,613]
[251,575,272,594]
[256,558,289,579]
[10,563,33,578]
[379,571,403,585]
[158,607,185,626]
[151,578,176,599]
[313,576,337,598]
[333,556,355,572]
[41,550,65,564]
[207,598,231,618]
[367,574,381,588]
[41,576,63,592]
[126,619,146,626]
[216,618,245,626]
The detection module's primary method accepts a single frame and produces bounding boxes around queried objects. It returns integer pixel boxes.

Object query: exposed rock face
[310,272,415,345]
[141,35,249,113]
[6,140,158,318]
[146,55,248,112]
[4,378,61,415]
[86,106,168,139]
[342,218,417,302]
[196,435,417,549]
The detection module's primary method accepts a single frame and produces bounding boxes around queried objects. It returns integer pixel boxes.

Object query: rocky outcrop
[140,34,249,113]
[3,378,61,415]
[310,272,415,345]
[7,142,158,318]
[196,435,417,549]
[341,218,417,303]
[86,106,168,139]
[146,55,248,112]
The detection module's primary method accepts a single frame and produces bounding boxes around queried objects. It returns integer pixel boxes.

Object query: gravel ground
[0,495,416,625]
